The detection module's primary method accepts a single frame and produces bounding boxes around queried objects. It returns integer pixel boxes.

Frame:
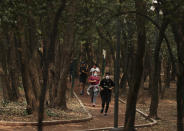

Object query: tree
[170,2,184,130]
[124,0,146,130]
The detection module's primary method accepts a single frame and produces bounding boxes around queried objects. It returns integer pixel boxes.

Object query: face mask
[106,76,110,79]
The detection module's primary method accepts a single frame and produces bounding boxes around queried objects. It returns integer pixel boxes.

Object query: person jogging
[87,71,100,107]
[100,72,114,116]
[90,63,100,76]
[79,61,88,95]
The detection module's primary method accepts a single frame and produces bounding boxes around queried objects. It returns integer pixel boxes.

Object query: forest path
[0,84,151,131]
[43,87,126,131]
[0,86,125,131]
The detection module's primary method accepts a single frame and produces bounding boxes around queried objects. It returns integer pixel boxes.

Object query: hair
[94,63,98,67]
[105,72,110,75]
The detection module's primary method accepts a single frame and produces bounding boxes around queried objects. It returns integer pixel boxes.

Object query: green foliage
[23,109,29,116]
[1,100,9,107]
[47,109,59,117]
[0,0,183,115]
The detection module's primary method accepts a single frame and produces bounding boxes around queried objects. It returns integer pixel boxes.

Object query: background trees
[0,0,184,131]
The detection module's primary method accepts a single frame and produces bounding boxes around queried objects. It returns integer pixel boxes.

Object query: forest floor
[136,82,177,131]
[0,82,177,131]
[0,87,88,122]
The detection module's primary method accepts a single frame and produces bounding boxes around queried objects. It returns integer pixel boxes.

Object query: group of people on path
[79,62,114,116]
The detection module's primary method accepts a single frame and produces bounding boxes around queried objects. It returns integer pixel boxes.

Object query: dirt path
[0,82,178,131]
[0,85,151,131]
[43,88,126,131]
[0,86,126,131]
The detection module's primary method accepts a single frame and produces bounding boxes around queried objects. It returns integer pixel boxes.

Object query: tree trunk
[9,34,20,101]
[124,0,146,130]
[137,68,147,104]
[149,15,169,119]
[149,57,161,119]
[171,17,184,131]
[14,27,40,115]
[21,61,39,115]
[54,74,68,109]
[38,1,67,130]
[1,32,20,102]
[120,29,130,95]
[20,37,40,115]
[161,57,170,99]
[120,74,127,94]
[46,0,76,109]
[1,74,9,101]
[96,27,115,61]
[85,42,94,65]
[137,49,150,104]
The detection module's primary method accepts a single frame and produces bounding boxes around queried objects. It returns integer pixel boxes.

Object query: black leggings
[100,92,111,113]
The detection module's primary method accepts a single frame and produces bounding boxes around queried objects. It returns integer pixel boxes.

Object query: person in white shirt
[90,64,100,76]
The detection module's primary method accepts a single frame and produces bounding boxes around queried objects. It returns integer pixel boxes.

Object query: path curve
[76,98,157,131]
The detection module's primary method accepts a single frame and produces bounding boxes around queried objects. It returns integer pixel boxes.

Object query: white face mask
[105,76,110,79]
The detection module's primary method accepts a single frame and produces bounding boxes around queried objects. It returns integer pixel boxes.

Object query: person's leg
[104,94,111,115]
[80,77,86,95]
[101,93,105,113]
[105,101,110,113]
[79,76,83,95]
[69,73,72,82]
[82,81,86,95]
[92,91,98,106]
[82,76,87,95]
[80,83,84,95]
[91,87,94,103]
[79,82,83,95]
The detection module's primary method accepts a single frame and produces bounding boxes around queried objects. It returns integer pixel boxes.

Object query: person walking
[79,61,88,95]
[90,63,100,76]
[87,71,100,107]
[100,72,114,116]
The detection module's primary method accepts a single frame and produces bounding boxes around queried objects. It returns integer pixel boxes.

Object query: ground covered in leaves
[0,89,88,122]
[0,82,178,131]
[136,82,177,131]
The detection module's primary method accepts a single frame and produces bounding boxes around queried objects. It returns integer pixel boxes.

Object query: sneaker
[100,109,103,113]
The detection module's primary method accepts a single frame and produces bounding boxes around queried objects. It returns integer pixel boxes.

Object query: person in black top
[79,61,88,95]
[100,72,114,116]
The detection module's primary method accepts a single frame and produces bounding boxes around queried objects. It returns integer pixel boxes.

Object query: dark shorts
[79,75,87,83]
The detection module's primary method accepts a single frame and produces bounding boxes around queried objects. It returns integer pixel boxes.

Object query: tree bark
[119,73,127,94]
[149,17,169,119]
[171,16,184,131]
[124,0,146,130]
[16,30,40,115]
[47,0,76,109]
[1,31,20,102]
[161,57,170,99]
[38,1,66,130]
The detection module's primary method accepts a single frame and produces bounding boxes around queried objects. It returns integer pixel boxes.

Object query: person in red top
[87,71,100,107]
